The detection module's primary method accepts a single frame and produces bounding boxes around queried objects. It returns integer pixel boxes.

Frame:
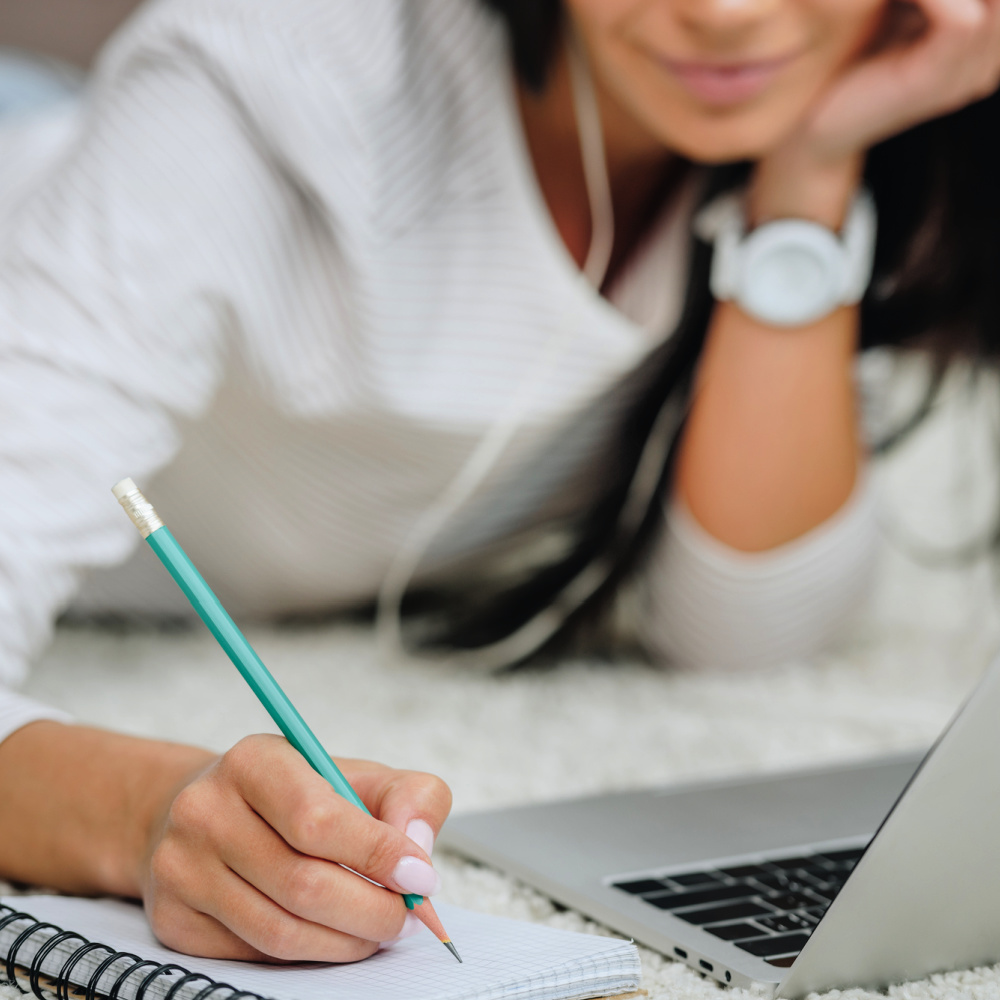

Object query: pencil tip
[409,896,460,961]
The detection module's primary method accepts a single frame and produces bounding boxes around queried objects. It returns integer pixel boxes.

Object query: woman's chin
[662,123,792,167]
[635,99,811,166]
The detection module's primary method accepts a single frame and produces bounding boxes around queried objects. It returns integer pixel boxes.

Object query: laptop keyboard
[611,846,866,966]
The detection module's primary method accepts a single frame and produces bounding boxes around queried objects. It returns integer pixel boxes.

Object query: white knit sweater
[0,0,878,742]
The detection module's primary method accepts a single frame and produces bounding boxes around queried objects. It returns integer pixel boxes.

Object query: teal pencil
[112,478,460,962]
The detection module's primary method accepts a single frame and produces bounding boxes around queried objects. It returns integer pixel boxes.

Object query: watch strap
[840,187,877,303]
[694,186,877,322]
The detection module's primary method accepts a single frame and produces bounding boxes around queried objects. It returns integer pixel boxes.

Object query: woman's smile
[566,0,888,161]
[650,52,801,107]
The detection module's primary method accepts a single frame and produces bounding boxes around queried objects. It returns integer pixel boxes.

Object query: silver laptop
[439,652,1000,997]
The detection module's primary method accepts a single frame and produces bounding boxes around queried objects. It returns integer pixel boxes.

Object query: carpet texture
[5,371,1000,999]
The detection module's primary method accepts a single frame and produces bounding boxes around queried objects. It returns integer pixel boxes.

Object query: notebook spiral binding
[0,905,265,1000]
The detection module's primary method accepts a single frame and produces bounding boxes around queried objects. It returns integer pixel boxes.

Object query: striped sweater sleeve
[635,470,880,670]
[0,21,307,734]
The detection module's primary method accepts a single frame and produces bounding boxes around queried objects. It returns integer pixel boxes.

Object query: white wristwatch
[694,187,877,328]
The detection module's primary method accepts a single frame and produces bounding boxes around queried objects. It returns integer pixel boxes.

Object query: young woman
[0,0,997,966]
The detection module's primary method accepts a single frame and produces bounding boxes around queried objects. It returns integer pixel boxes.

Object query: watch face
[740,222,844,328]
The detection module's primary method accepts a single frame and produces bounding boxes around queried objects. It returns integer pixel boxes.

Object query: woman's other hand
[754,0,1000,223]
[798,0,1000,160]
[139,734,452,962]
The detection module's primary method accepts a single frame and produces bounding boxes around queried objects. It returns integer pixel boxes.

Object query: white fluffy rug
[6,370,1000,1000]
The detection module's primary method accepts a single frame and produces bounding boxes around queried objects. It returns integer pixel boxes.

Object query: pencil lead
[443,940,462,963]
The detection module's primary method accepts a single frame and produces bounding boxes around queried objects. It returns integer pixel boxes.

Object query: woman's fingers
[215,810,407,942]
[346,758,453,847]
[148,859,381,963]
[898,0,998,104]
[142,734,454,962]
[223,736,448,898]
[148,779,404,957]
[801,0,1000,159]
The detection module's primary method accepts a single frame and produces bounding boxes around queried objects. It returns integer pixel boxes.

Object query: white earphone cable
[374,26,681,671]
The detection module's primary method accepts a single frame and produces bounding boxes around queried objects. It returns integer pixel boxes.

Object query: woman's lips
[658,55,796,107]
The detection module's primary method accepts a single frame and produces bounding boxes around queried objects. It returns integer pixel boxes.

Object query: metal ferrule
[113,480,164,538]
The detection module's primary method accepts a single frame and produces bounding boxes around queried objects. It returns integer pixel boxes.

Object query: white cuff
[634,470,880,670]
[0,688,73,744]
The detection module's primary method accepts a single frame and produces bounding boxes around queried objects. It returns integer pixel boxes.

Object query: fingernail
[392,855,442,896]
[405,818,435,857]
[380,913,422,946]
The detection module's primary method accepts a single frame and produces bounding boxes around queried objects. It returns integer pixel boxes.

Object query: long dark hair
[418,0,1000,663]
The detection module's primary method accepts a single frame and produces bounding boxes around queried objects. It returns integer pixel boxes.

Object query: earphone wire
[374,25,680,671]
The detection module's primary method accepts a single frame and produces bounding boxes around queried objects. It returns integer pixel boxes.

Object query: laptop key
[613,879,670,895]
[826,860,859,876]
[646,884,759,910]
[768,857,815,871]
[738,932,811,957]
[791,865,838,883]
[806,884,841,902]
[814,878,847,898]
[766,955,798,968]
[751,873,812,893]
[668,872,721,887]
[755,912,815,934]
[676,901,772,926]
[718,864,771,879]
[705,922,767,941]
[764,891,819,911]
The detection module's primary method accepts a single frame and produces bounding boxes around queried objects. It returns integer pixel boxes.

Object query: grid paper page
[2,895,640,1000]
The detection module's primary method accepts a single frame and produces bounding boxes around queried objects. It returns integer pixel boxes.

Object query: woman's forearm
[0,720,214,896]
[675,152,864,553]
[676,300,860,552]
[0,719,453,962]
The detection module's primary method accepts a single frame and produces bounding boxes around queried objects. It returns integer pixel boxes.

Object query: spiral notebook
[0,895,641,1000]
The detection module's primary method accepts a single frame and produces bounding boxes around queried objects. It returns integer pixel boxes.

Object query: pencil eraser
[112,478,137,500]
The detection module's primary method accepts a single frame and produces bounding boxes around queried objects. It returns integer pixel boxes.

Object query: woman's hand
[139,734,452,963]
[798,0,1000,161]
[752,0,1000,225]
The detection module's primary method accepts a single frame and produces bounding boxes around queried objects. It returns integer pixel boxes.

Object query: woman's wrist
[749,146,865,231]
[0,721,217,898]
